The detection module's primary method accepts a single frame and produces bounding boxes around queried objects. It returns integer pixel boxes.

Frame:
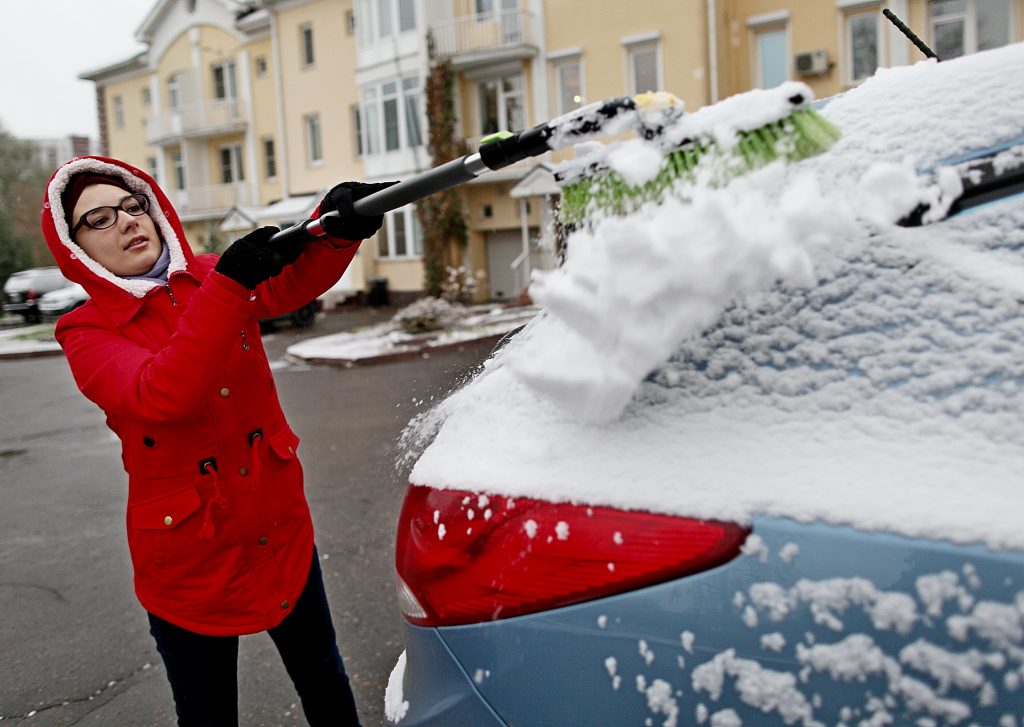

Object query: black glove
[215,226,300,289]
[320,181,398,241]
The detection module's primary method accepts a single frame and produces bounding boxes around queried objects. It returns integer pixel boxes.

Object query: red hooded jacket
[42,156,358,636]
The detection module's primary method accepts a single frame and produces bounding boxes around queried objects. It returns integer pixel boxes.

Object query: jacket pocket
[129,486,202,530]
[268,427,300,461]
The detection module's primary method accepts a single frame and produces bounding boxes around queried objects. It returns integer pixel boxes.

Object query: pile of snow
[402,43,1024,552]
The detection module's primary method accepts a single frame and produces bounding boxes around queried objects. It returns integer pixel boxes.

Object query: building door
[486,230,521,301]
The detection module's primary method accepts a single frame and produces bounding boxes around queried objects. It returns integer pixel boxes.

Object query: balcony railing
[171,182,253,219]
[430,9,537,68]
[147,99,246,144]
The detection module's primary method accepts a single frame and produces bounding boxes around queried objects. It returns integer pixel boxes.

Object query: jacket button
[219,387,230,397]
[258,536,268,546]
[288,446,295,455]
[239,467,248,476]
[164,516,173,526]
[281,600,290,609]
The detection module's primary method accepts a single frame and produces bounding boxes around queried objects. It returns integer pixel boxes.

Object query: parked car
[258,299,320,332]
[37,282,89,319]
[3,267,71,323]
[387,44,1024,726]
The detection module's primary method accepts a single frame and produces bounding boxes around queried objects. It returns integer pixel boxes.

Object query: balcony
[146,99,247,145]
[430,9,537,70]
[170,182,254,221]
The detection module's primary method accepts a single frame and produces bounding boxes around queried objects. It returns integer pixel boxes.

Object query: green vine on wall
[416,33,468,298]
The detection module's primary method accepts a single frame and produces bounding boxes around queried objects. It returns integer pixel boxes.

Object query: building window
[846,9,880,83]
[626,41,660,94]
[301,24,315,67]
[346,10,356,35]
[172,150,185,190]
[220,144,244,184]
[930,0,1013,59]
[146,156,158,180]
[212,61,237,100]
[476,0,494,19]
[478,73,524,136]
[141,87,151,106]
[377,206,422,258]
[356,0,416,44]
[353,105,363,156]
[255,56,268,77]
[306,114,323,163]
[403,76,423,147]
[113,96,125,129]
[378,0,393,38]
[554,57,583,114]
[168,74,182,110]
[755,26,789,88]
[263,137,277,179]
[398,0,416,32]
[359,76,423,155]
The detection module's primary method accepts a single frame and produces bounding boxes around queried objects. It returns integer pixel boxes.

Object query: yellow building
[83,0,1023,304]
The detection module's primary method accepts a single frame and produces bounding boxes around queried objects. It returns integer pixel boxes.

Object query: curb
[288,333,504,368]
[0,346,63,361]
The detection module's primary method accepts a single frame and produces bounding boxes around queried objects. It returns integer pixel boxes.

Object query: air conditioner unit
[794,49,830,76]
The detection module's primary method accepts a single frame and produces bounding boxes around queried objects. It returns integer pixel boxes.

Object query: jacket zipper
[164,283,178,307]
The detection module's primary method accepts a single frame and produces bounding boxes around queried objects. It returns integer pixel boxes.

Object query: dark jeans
[148,551,361,727]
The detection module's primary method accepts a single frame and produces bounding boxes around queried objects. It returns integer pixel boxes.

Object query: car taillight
[26,290,38,300]
[395,485,749,627]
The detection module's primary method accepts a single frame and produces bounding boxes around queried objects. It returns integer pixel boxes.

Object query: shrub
[392,296,467,334]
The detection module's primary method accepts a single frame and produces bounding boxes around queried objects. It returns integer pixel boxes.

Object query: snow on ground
[402,43,1024,552]
[285,304,538,364]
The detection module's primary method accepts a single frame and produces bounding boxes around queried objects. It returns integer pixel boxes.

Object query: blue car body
[400,517,1024,725]
[391,43,1024,727]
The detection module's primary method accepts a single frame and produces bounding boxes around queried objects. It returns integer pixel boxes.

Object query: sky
[0,0,152,140]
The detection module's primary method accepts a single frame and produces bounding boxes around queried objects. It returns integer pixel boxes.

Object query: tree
[416,33,468,298]
[0,128,53,289]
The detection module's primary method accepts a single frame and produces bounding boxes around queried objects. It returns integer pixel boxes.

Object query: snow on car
[388,43,1024,727]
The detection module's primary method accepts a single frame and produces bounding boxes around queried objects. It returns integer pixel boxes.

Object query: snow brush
[269,82,838,246]
[554,83,841,225]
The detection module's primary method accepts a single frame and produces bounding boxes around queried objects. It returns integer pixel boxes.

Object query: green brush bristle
[557,107,841,225]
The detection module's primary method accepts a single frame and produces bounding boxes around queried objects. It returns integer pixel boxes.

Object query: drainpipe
[707,0,719,104]
[268,5,291,198]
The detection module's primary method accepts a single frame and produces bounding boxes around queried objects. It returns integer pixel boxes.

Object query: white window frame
[168,74,182,110]
[621,33,662,95]
[748,12,791,89]
[477,72,525,137]
[212,60,237,101]
[359,75,423,156]
[172,150,185,190]
[841,2,883,84]
[376,206,422,259]
[113,95,125,129]
[141,87,151,106]
[928,0,1016,59]
[305,114,324,165]
[356,0,417,45]
[219,143,244,184]
[300,24,315,68]
[550,50,584,115]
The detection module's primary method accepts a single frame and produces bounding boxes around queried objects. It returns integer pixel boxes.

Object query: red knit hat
[62,173,133,229]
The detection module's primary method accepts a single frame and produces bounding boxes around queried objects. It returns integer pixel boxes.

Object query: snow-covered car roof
[405,43,1024,552]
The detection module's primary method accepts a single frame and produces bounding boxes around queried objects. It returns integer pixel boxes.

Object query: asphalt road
[0,309,495,726]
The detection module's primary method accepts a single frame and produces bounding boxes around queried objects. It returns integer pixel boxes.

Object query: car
[258,299,320,332]
[3,267,72,323]
[37,282,89,318]
[385,43,1024,727]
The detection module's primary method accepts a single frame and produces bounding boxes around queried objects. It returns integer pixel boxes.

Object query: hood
[41,156,194,304]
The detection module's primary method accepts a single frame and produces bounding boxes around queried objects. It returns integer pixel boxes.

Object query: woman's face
[71,184,162,277]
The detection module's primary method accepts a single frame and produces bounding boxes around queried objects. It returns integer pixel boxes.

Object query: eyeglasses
[72,194,150,234]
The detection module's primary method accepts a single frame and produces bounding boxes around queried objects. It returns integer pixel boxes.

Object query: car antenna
[882,8,941,61]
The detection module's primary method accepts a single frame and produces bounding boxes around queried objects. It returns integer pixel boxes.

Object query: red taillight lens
[26,289,38,300]
[395,485,749,626]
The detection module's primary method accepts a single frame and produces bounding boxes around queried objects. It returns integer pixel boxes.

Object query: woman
[41,155,390,726]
